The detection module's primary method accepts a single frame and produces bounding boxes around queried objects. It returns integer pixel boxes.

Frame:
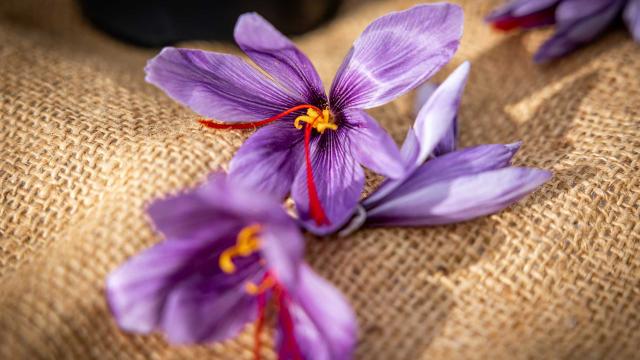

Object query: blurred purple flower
[144,4,464,235]
[340,62,551,234]
[486,0,640,62]
[106,173,356,359]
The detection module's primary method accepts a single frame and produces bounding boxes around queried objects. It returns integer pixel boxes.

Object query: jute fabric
[1,0,639,359]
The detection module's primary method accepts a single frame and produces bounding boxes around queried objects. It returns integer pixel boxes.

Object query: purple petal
[234,13,326,103]
[366,167,551,227]
[413,82,439,115]
[366,143,521,210]
[412,62,469,166]
[106,233,259,343]
[534,0,625,62]
[145,47,300,121]
[161,266,262,344]
[277,264,357,360]
[292,134,365,235]
[486,0,559,29]
[413,82,460,156]
[344,109,404,179]
[364,62,470,207]
[329,3,463,110]
[260,222,305,291]
[625,0,640,42]
[229,121,303,200]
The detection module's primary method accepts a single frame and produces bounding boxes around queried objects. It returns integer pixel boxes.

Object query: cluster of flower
[106,3,554,359]
[487,0,640,62]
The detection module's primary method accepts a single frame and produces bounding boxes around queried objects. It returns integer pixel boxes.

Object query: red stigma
[250,274,302,360]
[491,7,556,31]
[253,289,267,360]
[304,123,330,226]
[275,286,303,360]
[198,104,323,130]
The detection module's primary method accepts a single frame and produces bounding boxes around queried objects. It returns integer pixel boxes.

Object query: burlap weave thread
[1,0,639,359]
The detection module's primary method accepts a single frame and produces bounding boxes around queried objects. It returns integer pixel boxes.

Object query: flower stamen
[294,108,336,134]
[219,224,262,273]
[198,104,323,130]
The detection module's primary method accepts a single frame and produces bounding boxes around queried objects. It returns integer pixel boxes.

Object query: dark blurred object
[78,0,341,47]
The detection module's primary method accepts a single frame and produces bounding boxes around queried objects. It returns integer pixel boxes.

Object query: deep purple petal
[292,133,365,235]
[344,109,405,179]
[228,121,303,200]
[625,0,640,42]
[145,47,300,121]
[106,233,257,342]
[534,0,625,62]
[486,0,559,29]
[277,264,357,360]
[329,3,463,110]
[364,62,470,207]
[234,13,326,103]
[366,167,551,227]
[161,266,262,343]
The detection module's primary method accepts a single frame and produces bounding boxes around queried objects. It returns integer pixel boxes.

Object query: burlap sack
[1,0,639,359]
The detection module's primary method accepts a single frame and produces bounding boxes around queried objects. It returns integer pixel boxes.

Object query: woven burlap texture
[1,0,639,359]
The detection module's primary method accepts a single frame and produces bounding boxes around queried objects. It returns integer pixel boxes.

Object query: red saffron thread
[275,286,303,360]
[491,7,556,31]
[198,104,322,130]
[304,123,330,226]
[253,290,267,360]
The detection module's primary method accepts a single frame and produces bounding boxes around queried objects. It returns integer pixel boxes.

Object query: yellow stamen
[219,224,262,273]
[294,108,337,134]
[245,276,276,295]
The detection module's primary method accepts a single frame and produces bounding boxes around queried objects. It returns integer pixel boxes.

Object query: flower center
[293,108,337,134]
[198,104,336,227]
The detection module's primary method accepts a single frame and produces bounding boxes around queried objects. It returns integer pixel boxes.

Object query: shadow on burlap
[1,0,639,359]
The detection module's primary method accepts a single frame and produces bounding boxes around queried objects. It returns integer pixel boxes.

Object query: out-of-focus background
[1,0,639,359]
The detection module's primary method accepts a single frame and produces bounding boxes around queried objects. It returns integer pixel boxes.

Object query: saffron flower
[106,173,357,359]
[340,62,551,234]
[144,4,464,235]
[486,0,640,62]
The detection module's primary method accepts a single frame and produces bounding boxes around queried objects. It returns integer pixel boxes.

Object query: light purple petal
[366,167,551,227]
[345,109,404,179]
[412,62,469,166]
[414,83,459,157]
[229,121,303,200]
[234,13,327,103]
[625,0,640,42]
[329,3,463,110]
[363,62,470,207]
[413,82,439,115]
[534,0,625,62]
[292,134,365,235]
[277,264,357,360]
[366,143,521,211]
[486,0,559,29]
[260,222,305,291]
[145,47,300,121]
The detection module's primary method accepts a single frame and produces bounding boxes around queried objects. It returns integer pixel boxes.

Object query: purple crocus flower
[340,62,551,234]
[486,0,640,62]
[106,173,356,359]
[144,4,464,235]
